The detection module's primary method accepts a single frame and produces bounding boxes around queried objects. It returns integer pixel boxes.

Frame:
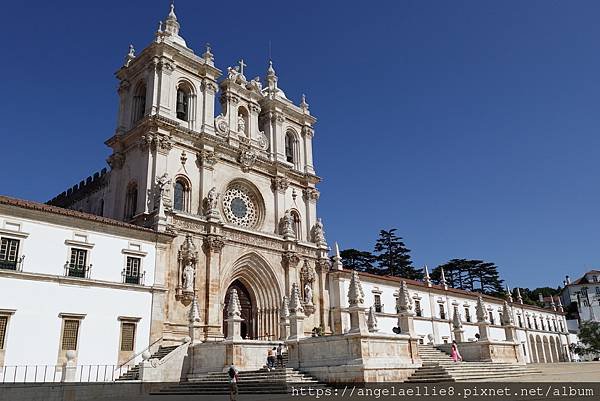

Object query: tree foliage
[373,229,422,279]
[338,248,376,272]
[570,321,600,356]
[431,259,504,295]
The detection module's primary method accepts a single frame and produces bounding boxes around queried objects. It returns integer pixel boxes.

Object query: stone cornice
[0,269,167,294]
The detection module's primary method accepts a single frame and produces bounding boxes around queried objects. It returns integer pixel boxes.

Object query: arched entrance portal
[223,280,254,339]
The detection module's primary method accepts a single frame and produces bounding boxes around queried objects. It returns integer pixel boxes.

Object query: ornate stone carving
[203,235,225,253]
[107,152,125,170]
[178,234,198,300]
[238,149,257,171]
[348,270,365,307]
[157,135,173,153]
[197,149,218,168]
[257,131,269,151]
[214,114,229,136]
[396,281,413,315]
[237,114,246,134]
[138,134,156,151]
[452,308,463,330]
[280,296,290,320]
[476,296,488,323]
[289,283,304,314]
[367,306,378,332]
[310,218,327,247]
[502,301,514,326]
[302,126,314,138]
[248,77,263,93]
[279,209,295,239]
[315,258,331,273]
[303,188,320,202]
[227,289,242,318]
[272,177,289,193]
[282,251,300,268]
[155,172,173,210]
[204,187,221,222]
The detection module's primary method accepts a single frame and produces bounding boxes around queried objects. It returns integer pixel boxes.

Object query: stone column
[225,289,244,341]
[396,281,416,337]
[201,79,217,134]
[347,271,368,335]
[476,296,490,341]
[288,283,306,340]
[203,233,225,341]
[61,351,77,383]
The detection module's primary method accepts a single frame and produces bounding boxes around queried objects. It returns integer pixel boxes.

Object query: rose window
[222,183,260,228]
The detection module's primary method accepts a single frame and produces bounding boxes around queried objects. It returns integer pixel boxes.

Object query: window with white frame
[124,256,142,284]
[488,311,495,325]
[0,237,20,270]
[439,304,446,320]
[67,248,89,278]
[415,300,422,317]
[374,294,382,313]
[464,306,471,322]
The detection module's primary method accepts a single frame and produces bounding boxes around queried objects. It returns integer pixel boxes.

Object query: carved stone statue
[207,187,219,210]
[237,114,246,134]
[249,76,262,92]
[304,283,313,306]
[280,209,295,238]
[182,261,195,293]
[155,172,172,209]
[227,66,240,81]
[311,218,327,246]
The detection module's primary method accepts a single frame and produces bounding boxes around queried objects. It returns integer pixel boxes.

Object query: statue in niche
[237,114,246,134]
[207,187,219,211]
[312,218,326,245]
[304,283,313,306]
[182,261,195,293]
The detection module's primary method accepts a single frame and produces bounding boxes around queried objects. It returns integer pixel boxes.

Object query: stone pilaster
[288,283,305,340]
[279,296,290,341]
[202,233,225,341]
[452,307,465,342]
[225,289,244,341]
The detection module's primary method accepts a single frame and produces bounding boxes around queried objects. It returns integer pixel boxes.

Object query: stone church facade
[0,4,572,381]
[48,4,330,345]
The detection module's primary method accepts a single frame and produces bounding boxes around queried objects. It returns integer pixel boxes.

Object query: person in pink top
[451,340,463,362]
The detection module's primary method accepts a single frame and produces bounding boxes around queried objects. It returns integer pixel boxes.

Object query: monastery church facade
[0,4,570,378]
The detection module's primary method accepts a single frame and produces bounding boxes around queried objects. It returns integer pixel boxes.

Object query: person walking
[228,364,239,401]
[267,347,276,371]
[276,343,285,368]
[451,340,462,362]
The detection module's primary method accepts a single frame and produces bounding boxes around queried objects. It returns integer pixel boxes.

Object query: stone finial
[167,2,177,20]
[550,296,556,311]
[440,267,448,290]
[506,285,514,303]
[332,242,343,271]
[266,60,278,92]
[348,270,365,307]
[189,296,200,322]
[124,44,135,67]
[203,43,214,64]
[397,281,414,315]
[476,296,488,323]
[502,300,514,326]
[300,94,309,112]
[280,296,290,320]
[311,218,327,248]
[227,289,242,318]
[423,265,432,287]
[289,283,304,314]
[556,296,564,313]
[452,307,463,330]
[516,287,523,304]
[367,306,378,332]
[280,209,296,239]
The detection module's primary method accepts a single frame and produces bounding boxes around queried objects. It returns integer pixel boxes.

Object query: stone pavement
[495,362,600,382]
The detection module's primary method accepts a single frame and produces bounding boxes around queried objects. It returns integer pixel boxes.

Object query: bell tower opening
[223,280,254,339]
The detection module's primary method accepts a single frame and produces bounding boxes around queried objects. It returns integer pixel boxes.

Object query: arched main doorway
[223,280,254,339]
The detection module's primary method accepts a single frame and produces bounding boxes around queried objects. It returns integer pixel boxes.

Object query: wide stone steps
[156,367,328,395]
[117,345,179,381]
[407,344,540,382]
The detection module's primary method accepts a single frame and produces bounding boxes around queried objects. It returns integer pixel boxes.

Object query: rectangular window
[120,322,136,352]
[125,256,141,284]
[415,300,422,317]
[0,316,7,349]
[0,237,20,270]
[527,316,531,329]
[68,248,88,277]
[61,319,80,350]
[464,307,471,322]
[518,315,523,328]
[488,311,495,325]
[374,294,382,313]
[439,304,446,320]
[499,312,504,325]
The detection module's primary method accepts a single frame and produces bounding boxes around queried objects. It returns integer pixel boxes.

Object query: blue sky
[1,1,599,289]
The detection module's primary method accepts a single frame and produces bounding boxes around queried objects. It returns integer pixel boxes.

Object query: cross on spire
[238,59,247,76]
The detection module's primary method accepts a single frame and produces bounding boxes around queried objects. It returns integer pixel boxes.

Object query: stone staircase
[155,367,327,395]
[117,345,179,380]
[407,344,541,382]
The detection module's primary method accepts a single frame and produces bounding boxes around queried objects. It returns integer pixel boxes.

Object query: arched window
[132,82,147,124]
[285,132,295,164]
[124,182,138,219]
[173,178,191,212]
[176,86,190,121]
[291,210,301,240]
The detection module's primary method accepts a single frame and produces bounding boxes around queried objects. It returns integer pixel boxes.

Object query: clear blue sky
[1,1,599,289]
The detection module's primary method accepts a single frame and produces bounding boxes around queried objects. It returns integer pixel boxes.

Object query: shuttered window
[61,319,80,350]
[120,322,136,352]
[0,316,8,349]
